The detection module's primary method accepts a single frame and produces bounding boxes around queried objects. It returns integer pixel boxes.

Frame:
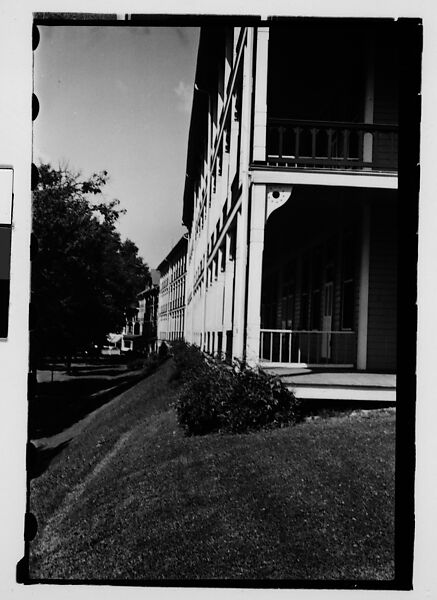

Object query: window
[281,260,295,329]
[300,254,310,329]
[341,233,355,329]
[310,248,322,330]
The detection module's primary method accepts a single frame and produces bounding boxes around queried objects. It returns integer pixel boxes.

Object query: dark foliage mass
[32,163,150,363]
[172,341,302,435]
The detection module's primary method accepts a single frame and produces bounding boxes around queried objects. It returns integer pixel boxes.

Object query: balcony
[260,329,356,367]
[265,119,398,173]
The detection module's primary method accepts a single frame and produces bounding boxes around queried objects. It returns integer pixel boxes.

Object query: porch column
[232,209,246,359]
[245,184,267,366]
[232,28,254,360]
[253,27,269,162]
[357,201,371,370]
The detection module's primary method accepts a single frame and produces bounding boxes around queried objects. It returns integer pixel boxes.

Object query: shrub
[224,367,302,433]
[158,341,169,361]
[173,342,302,435]
[143,353,159,375]
[176,362,234,435]
[171,340,209,382]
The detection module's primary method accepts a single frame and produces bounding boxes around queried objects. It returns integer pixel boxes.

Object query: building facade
[136,269,160,354]
[157,236,188,343]
[183,21,400,371]
[118,270,160,354]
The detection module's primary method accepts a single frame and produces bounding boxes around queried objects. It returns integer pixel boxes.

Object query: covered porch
[244,184,397,374]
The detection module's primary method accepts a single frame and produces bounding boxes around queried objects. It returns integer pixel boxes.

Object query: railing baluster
[342,129,348,160]
[327,128,333,159]
[357,130,364,161]
[279,332,283,362]
[306,332,310,363]
[278,126,284,159]
[270,332,273,362]
[317,332,320,364]
[294,127,301,158]
[260,331,264,360]
[289,332,292,363]
[311,128,317,158]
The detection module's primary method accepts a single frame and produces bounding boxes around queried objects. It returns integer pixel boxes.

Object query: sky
[33,25,200,269]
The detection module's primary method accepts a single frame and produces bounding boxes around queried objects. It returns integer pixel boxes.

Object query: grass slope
[29,360,395,581]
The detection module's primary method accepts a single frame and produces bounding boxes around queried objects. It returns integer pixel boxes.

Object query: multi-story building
[183,20,401,371]
[118,271,160,354]
[136,269,160,354]
[121,308,142,353]
[157,236,188,343]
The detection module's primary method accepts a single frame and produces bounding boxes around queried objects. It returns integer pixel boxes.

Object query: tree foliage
[32,163,150,361]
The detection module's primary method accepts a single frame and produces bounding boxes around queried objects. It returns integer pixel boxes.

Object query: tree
[32,163,150,367]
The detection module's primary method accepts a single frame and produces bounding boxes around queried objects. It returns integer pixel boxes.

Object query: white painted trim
[245,184,266,367]
[232,29,254,360]
[290,386,396,402]
[260,362,355,369]
[252,27,269,162]
[250,168,398,190]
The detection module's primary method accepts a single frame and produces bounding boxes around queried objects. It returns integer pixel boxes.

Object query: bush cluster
[173,342,302,436]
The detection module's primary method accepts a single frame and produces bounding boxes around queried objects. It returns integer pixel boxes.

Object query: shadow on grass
[66,367,129,378]
[27,440,72,480]
[29,373,146,440]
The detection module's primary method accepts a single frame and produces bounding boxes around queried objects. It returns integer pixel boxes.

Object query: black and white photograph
[0,2,435,597]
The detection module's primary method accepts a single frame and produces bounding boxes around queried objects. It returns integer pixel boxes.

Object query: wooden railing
[265,119,398,172]
[260,329,356,366]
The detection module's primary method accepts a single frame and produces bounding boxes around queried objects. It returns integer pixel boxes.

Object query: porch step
[286,384,395,402]
[263,369,396,403]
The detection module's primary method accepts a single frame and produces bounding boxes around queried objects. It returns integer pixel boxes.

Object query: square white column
[245,184,267,366]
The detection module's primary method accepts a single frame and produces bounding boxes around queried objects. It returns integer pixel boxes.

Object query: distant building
[182,22,399,371]
[120,308,142,353]
[136,269,160,354]
[157,236,188,343]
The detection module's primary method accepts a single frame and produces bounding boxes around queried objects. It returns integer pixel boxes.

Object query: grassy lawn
[29,360,395,581]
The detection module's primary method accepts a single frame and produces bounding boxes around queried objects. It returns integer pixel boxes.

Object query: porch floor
[262,368,396,403]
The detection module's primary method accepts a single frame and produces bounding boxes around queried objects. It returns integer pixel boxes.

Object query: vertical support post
[252,27,269,162]
[222,230,231,348]
[245,184,266,366]
[233,209,246,359]
[357,201,371,370]
[232,28,254,361]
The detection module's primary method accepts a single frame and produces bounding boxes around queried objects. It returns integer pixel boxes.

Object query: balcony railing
[260,329,356,366]
[265,119,398,172]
